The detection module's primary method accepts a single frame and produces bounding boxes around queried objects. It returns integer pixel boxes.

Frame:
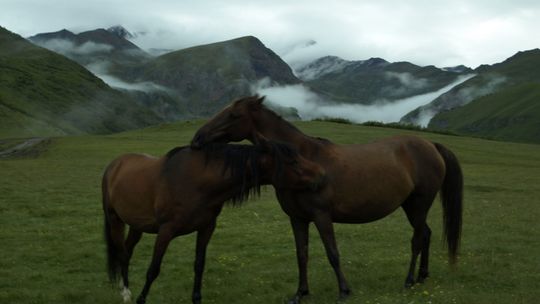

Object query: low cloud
[254,74,473,124]
[381,72,430,98]
[35,38,113,56]
[85,62,170,93]
[455,74,507,104]
[413,108,438,127]
[294,55,351,81]
[385,72,428,90]
[409,73,505,126]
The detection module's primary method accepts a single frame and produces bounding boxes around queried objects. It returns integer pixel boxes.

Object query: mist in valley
[255,74,474,126]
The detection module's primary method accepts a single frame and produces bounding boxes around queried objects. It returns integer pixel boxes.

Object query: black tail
[102,167,122,284]
[434,143,463,265]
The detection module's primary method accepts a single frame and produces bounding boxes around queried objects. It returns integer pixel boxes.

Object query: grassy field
[1,120,539,304]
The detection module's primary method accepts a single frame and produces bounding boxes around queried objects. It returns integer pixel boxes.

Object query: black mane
[164,142,300,206]
[165,145,188,159]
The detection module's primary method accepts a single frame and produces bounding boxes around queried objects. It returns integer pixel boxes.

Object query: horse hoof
[136,295,146,304]
[338,289,351,302]
[417,271,429,283]
[192,293,202,304]
[286,291,308,304]
[287,295,302,304]
[404,279,415,289]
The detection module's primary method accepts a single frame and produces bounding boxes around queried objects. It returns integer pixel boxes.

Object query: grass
[1,120,539,303]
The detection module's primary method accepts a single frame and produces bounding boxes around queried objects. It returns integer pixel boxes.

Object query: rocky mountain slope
[296,55,471,104]
[114,35,301,116]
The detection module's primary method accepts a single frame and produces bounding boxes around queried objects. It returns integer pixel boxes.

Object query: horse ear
[249,95,265,111]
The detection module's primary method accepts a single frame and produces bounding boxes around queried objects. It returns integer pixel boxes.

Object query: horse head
[191,95,266,149]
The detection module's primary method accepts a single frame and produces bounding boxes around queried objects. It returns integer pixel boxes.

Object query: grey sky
[2,0,539,68]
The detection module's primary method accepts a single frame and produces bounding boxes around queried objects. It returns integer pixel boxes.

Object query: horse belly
[330,176,413,223]
[115,201,159,232]
[331,197,406,223]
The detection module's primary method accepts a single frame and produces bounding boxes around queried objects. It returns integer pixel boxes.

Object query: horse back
[390,135,446,189]
[309,135,445,223]
[353,135,445,187]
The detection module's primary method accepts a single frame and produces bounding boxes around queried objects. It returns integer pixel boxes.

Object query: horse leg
[105,210,132,302]
[313,214,350,300]
[417,225,431,283]
[288,217,310,304]
[120,228,143,302]
[192,220,217,304]
[136,226,175,304]
[402,197,431,288]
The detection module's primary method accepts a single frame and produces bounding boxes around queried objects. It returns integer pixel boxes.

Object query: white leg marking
[121,287,132,303]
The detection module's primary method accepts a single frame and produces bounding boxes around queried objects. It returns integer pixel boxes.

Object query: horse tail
[434,143,463,265]
[102,163,122,284]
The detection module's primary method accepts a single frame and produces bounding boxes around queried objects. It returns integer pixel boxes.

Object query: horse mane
[165,146,188,159]
[204,141,299,205]
[163,142,298,206]
[203,143,263,205]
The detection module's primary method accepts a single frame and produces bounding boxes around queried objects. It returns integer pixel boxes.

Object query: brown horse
[102,142,325,304]
[191,96,463,303]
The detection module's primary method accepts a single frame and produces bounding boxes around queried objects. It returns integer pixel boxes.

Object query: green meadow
[1,121,539,304]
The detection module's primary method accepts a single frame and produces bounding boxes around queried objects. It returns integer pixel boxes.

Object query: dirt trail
[0,137,50,158]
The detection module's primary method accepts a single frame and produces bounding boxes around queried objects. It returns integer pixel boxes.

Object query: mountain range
[1,25,538,143]
[114,35,300,116]
[297,55,471,104]
[0,26,161,138]
[424,49,540,143]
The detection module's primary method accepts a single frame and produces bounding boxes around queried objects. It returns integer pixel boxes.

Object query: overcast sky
[2,0,539,68]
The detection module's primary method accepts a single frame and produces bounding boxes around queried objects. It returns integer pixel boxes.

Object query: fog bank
[255,74,474,125]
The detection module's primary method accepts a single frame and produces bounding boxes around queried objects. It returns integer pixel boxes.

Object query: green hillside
[116,36,300,116]
[403,49,540,128]
[1,120,539,303]
[0,26,161,138]
[429,82,540,143]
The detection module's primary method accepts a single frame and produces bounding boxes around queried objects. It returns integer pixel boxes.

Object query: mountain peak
[363,57,389,67]
[230,35,265,46]
[107,25,135,39]
[28,29,77,42]
[295,55,351,81]
[442,65,473,73]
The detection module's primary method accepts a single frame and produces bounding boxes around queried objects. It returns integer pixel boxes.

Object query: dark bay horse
[191,96,463,303]
[102,142,325,304]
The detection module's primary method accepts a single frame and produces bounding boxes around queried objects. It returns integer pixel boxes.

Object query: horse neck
[253,109,326,156]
